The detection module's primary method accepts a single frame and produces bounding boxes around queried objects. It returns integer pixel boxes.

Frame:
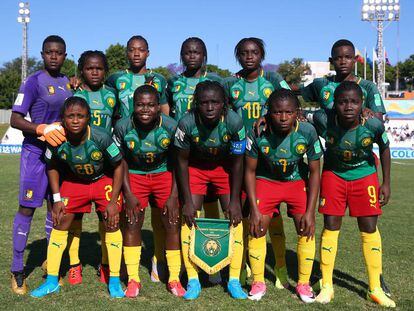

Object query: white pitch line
[392,161,414,166]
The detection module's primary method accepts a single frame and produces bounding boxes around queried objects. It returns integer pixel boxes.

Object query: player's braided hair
[234,37,265,63]
[127,35,149,50]
[77,50,109,78]
[193,80,228,117]
[334,80,364,101]
[180,37,208,68]
[133,84,160,103]
[60,96,91,119]
[266,88,301,113]
[42,35,66,51]
[331,39,355,57]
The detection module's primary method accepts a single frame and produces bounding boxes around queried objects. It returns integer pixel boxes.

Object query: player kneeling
[313,81,395,308]
[113,85,184,298]
[245,89,321,302]
[30,97,125,298]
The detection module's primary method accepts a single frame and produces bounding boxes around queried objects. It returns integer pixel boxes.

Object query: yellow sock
[123,246,141,282]
[248,235,266,283]
[151,208,166,263]
[105,230,123,277]
[67,219,82,266]
[229,222,244,279]
[269,215,286,268]
[361,229,382,290]
[241,218,250,271]
[203,201,221,219]
[47,229,68,276]
[98,221,108,265]
[181,222,198,280]
[297,236,316,284]
[166,249,181,282]
[320,229,340,286]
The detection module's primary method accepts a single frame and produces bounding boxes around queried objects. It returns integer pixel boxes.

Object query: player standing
[312,81,395,308]
[175,81,247,300]
[113,85,184,298]
[245,89,321,302]
[10,35,71,294]
[63,50,118,285]
[223,37,291,288]
[30,97,124,298]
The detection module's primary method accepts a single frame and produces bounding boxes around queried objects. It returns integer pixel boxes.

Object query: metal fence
[0,110,11,124]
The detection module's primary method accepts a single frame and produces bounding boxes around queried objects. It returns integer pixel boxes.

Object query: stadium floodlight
[17,2,30,82]
[361,0,400,98]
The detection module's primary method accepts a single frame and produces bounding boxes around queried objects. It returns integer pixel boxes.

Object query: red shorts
[130,171,172,209]
[61,175,122,214]
[319,170,381,217]
[189,165,230,195]
[256,178,307,217]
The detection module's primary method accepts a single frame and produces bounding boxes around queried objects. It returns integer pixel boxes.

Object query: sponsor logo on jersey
[203,239,221,257]
[295,143,307,154]
[361,137,373,147]
[47,86,55,95]
[62,198,69,206]
[248,91,255,96]
[24,189,33,200]
[14,93,24,106]
[263,88,272,98]
[107,97,115,108]
[160,138,170,148]
[280,148,288,154]
[232,89,241,100]
[344,140,352,147]
[91,150,103,161]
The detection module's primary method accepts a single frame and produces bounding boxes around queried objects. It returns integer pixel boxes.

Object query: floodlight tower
[17,2,30,82]
[361,0,400,98]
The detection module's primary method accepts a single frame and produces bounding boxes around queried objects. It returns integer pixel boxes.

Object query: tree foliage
[205,64,232,78]
[277,58,310,85]
[105,43,128,75]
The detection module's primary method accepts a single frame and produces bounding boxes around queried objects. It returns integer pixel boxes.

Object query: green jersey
[313,110,389,180]
[45,126,122,181]
[223,70,290,131]
[246,122,322,181]
[301,76,386,113]
[113,114,177,174]
[106,70,168,118]
[74,85,117,132]
[174,110,246,165]
[167,72,223,121]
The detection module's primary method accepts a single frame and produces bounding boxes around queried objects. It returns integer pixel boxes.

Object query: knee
[18,206,35,217]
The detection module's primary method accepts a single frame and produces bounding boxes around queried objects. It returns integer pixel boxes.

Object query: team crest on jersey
[91,150,103,161]
[66,83,71,90]
[263,88,272,98]
[107,97,115,108]
[261,146,270,154]
[295,143,307,154]
[323,90,330,101]
[47,86,55,95]
[128,141,135,150]
[24,189,33,200]
[193,136,200,143]
[203,239,221,257]
[361,137,373,147]
[232,89,241,100]
[160,138,171,148]
[119,82,126,90]
[60,152,67,160]
[62,198,69,206]
[175,85,181,92]
[151,82,159,90]
[222,134,230,143]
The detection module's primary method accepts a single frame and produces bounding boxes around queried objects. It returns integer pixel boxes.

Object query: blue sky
[0,0,413,72]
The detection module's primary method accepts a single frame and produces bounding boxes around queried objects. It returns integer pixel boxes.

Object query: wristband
[53,193,61,203]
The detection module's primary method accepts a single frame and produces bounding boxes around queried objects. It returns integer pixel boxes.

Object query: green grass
[0,155,413,310]
[0,124,9,139]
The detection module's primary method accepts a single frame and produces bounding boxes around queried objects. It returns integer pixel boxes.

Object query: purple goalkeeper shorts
[18,142,50,208]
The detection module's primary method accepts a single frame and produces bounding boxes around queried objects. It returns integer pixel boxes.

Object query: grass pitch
[0,153,413,310]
